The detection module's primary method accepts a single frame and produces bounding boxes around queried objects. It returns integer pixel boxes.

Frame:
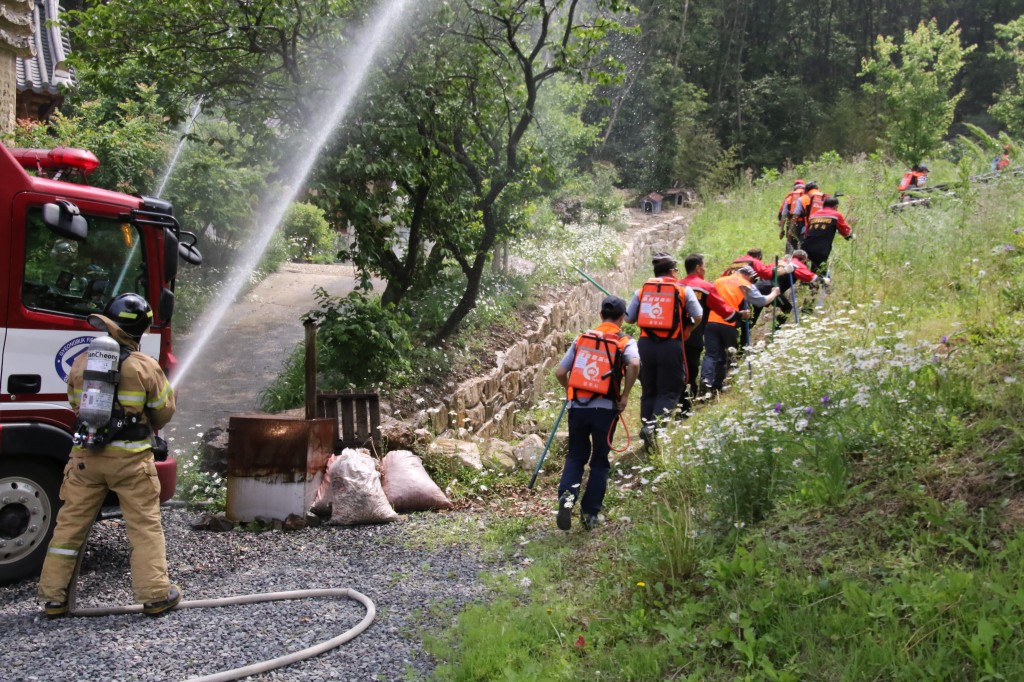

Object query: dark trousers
[800,244,833,274]
[558,407,617,515]
[638,335,684,425]
[749,279,793,328]
[701,322,739,390]
[680,342,703,412]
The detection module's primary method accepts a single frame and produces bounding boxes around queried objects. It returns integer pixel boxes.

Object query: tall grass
[431,151,1024,681]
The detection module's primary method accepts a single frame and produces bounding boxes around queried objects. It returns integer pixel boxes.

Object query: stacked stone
[423,214,691,440]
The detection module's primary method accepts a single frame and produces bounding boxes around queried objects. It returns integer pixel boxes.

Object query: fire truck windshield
[22,208,146,318]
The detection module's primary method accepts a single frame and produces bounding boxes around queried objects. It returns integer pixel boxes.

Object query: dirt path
[163,262,371,450]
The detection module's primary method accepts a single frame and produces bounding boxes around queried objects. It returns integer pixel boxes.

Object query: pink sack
[380,450,453,513]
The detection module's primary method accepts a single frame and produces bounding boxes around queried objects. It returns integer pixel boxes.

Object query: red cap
[794,178,805,185]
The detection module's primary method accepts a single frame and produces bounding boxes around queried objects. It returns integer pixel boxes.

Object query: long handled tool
[788,266,800,326]
[570,264,612,296]
[771,256,779,340]
[529,399,567,489]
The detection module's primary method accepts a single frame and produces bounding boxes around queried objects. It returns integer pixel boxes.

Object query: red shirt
[804,207,852,245]
[728,255,775,281]
[788,257,818,283]
[679,273,738,321]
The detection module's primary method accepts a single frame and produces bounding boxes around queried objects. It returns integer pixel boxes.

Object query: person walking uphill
[800,195,854,274]
[678,253,746,414]
[625,253,703,445]
[701,266,779,394]
[38,293,181,618]
[554,296,640,531]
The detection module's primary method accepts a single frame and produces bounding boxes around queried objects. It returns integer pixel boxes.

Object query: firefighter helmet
[804,181,819,190]
[651,252,677,273]
[104,293,153,340]
[918,164,929,172]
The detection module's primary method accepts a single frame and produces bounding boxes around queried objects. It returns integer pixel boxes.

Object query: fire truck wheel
[0,459,62,584]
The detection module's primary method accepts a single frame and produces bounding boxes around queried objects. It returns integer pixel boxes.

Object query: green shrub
[281,201,335,263]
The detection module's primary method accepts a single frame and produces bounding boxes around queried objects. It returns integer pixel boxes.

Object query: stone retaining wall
[423,211,692,439]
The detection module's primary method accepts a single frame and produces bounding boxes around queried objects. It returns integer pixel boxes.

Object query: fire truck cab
[0,143,201,584]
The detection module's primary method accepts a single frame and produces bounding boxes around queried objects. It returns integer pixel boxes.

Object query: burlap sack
[328,448,398,525]
[380,450,453,513]
[309,453,339,516]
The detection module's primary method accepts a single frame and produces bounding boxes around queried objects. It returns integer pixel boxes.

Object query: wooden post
[304,319,317,421]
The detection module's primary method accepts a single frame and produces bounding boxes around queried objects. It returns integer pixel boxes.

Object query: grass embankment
[425,154,1024,681]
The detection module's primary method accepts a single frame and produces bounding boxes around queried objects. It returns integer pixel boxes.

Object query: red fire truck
[0,143,201,583]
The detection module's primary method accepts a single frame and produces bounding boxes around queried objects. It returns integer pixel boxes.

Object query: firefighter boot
[143,584,182,616]
[556,492,574,531]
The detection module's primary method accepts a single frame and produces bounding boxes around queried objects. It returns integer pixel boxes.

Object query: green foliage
[431,156,1024,682]
[860,20,976,165]
[990,16,1024,136]
[176,449,226,511]
[282,202,335,263]
[7,84,172,194]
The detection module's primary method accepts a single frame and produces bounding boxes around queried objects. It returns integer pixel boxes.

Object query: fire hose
[59,518,377,682]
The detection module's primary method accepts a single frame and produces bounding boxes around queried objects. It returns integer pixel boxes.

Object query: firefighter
[778,179,806,254]
[38,293,180,618]
[625,252,703,445]
[791,181,824,240]
[724,249,795,336]
[997,147,1011,172]
[700,266,779,393]
[800,195,854,273]
[898,164,928,199]
[554,295,640,530]
[678,254,747,413]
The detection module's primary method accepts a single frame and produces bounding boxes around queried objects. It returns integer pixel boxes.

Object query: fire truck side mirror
[177,230,203,266]
[159,287,175,322]
[42,200,88,240]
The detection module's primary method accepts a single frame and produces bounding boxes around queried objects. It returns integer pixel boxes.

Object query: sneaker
[556,493,573,531]
[581,514,600,531]
[639,424,655,450]
[143,584,182,616]
[43,601,68,619]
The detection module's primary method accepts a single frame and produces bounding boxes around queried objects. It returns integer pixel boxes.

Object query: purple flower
[773,402,782,414]
[804,406,814,415]
[940,336,948,344]
[821,395,830,405]
[1015,229,1023,235]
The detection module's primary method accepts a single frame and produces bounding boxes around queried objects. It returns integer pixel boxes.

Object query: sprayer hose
[69,588,376,682]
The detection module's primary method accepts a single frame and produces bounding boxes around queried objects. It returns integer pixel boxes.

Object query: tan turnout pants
[37,451,170,604]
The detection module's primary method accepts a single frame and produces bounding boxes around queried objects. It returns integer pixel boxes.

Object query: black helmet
[104,293,153,339]
[651,251,677,275]
[918,164,929,172]
[805,181,819,190]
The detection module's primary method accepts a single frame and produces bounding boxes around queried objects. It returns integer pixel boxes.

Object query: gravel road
[0,262,503,681]
[0,508,506,681]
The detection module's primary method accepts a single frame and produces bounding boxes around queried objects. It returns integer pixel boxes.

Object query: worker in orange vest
[790,181,824,242]
[700,266,779,393]
[898,164,928,199]
[625,252,703,444]
[778,179,806,254]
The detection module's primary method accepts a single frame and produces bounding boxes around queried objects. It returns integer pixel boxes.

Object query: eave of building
[15,0,73,96]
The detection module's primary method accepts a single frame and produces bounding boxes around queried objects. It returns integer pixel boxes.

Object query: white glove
[822,276,831,286]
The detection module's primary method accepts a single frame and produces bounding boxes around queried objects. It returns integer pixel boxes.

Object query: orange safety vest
[707,274,746,326]
[566,321,630,403]
[636,277,686,340]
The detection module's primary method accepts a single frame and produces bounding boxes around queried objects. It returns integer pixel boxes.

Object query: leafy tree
[318,0,628,344]
[67,0,367,139]
[282,202,335,263]
[160,118,276,269]
[7,83,171,194]
[990,16,1024,137]
[859,19,975,165]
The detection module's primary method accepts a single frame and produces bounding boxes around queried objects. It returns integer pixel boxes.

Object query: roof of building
[15,0,73,96]
[642,192,664,201]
